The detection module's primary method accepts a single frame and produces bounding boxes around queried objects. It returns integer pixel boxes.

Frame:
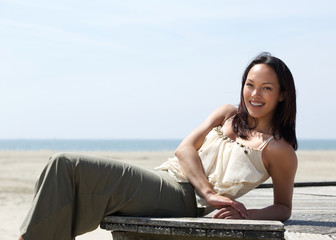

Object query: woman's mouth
[250,101,264,107]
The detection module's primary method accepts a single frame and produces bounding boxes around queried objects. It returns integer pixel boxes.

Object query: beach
[1,150,335,240]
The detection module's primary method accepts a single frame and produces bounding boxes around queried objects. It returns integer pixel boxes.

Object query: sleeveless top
[155,119,272,209]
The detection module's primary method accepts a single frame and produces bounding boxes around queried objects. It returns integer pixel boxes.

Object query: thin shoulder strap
[257,136,274,150]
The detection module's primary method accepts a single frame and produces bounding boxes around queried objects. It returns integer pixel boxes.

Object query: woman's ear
[279,91,286,102]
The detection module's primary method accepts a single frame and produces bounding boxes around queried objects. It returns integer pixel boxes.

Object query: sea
[0,139,335,151]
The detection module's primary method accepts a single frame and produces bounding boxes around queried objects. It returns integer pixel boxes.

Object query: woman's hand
[206,193,248,219]
[213,206,245,219]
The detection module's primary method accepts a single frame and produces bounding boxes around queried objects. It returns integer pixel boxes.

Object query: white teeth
[250,101,263,106]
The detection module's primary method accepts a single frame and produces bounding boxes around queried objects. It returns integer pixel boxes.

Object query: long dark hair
[232,52,297,150]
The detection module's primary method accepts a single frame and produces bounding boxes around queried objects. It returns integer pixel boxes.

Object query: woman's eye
[246,83,253,87]
[264,87,272,90]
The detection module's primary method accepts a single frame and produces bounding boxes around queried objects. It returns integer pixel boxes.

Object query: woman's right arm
[175,105,248,218]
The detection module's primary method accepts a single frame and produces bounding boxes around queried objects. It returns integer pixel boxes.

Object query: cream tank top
[155,119,272,209]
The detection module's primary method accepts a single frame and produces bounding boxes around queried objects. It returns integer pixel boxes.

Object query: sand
[0,150,335,240]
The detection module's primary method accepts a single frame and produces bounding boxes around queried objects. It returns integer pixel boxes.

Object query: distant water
[297,139,336,150]
[0,139,335,151]
[0,139,182,151]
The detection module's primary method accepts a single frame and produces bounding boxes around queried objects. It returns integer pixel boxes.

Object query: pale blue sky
[1,0,335,139]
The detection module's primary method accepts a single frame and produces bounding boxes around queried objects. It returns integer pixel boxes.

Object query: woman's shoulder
[213,104,237,114]
[263,137,298,170]
[200,104,237,132]
[267,137,295,153]
[220,104,237,112]
[214,104,237,123]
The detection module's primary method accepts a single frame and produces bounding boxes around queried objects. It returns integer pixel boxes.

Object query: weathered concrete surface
[101,216,285,239]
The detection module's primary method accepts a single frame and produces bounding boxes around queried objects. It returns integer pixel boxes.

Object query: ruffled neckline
[214,126,263,154]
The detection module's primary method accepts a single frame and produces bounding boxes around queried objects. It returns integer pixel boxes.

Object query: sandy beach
[1,150,335,240]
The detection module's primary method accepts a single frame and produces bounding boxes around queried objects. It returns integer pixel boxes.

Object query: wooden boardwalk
[239,185,336,239]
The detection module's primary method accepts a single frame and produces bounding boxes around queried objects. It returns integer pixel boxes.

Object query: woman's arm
[246,140,298,221]
[212,139,297,221]
[175,105,248,218]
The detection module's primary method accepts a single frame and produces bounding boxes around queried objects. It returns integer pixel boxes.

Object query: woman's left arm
[247,140,298,221]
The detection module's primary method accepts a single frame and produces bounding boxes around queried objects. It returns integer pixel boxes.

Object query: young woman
[19,52,297,240]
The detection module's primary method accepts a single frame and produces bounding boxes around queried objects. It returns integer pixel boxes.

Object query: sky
[0,0,335,139]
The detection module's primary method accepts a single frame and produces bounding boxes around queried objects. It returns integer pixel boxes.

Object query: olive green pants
[20,152,198,240]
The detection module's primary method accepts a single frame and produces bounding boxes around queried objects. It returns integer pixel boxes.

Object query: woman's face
[243,64,284,124]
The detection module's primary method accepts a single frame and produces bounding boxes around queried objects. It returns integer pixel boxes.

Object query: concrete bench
[100,216,285,240]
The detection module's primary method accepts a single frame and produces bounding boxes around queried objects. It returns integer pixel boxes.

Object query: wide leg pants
[20,152,198,240]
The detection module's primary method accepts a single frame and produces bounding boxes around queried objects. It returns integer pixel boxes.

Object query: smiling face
[243,64,284,129]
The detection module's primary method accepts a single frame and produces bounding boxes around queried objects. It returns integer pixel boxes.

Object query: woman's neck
[248,116,273,135]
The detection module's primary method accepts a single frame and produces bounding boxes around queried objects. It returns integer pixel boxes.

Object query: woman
[19,52,297,240]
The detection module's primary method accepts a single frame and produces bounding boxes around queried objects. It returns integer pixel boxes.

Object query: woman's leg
[19,152,197,240]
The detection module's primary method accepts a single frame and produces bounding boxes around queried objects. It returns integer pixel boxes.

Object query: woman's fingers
[212,206,243,219]
[213,207,230,219]
[206,194,248,219]
[230,200,248,219]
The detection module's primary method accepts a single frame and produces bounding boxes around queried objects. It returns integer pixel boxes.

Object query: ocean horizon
[0,139,335,151]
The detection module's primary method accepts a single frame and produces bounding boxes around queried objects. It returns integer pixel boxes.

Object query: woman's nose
[251,88,261,97]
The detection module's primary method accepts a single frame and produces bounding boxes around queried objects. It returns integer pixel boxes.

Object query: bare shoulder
[177,104,237,151]
[193,104,237,140]
[262,138,297,220]
[220,104,237,116]
[263,138,298,175]
[208,104,237,125]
